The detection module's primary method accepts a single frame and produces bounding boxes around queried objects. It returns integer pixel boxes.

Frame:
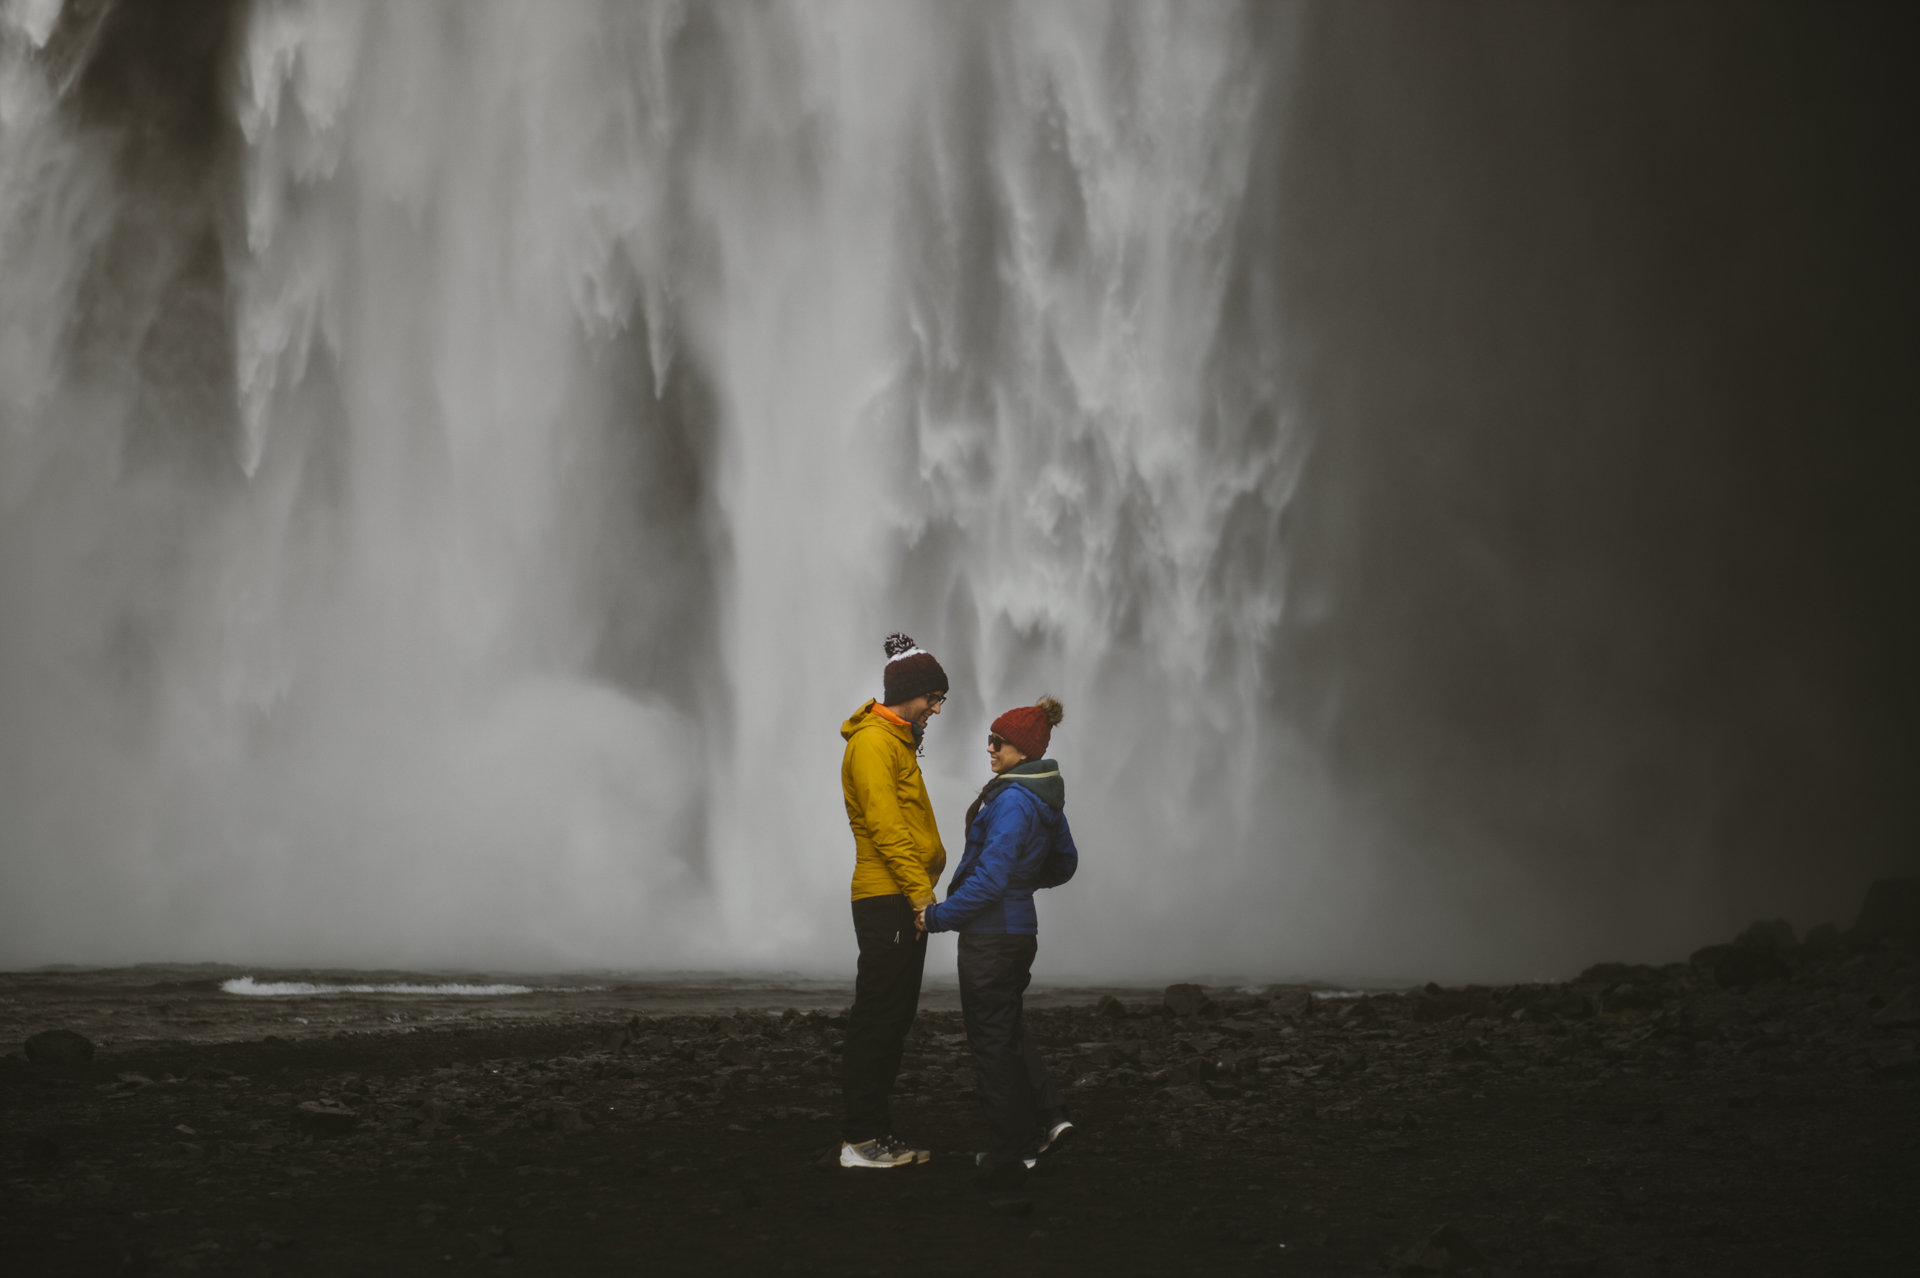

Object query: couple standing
[837,633,1079,1181]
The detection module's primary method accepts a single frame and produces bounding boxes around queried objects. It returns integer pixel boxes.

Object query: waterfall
[0,0,1345,976]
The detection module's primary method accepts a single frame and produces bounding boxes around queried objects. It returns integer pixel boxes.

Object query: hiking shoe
[1036,1119,1075,1158]
[840,1139,912,1169]
[882,1135,931,1165]
[974,1150,1037,1172]
[972,1151,1032,1188]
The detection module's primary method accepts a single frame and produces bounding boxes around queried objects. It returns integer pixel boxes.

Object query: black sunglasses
[987,734,1009,750]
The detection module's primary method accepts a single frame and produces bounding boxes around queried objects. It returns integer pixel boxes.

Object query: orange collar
[872,701,909,726]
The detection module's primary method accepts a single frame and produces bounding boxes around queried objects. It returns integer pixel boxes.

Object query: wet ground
[3,940,1916,1277]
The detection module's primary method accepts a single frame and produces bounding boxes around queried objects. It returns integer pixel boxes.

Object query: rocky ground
[4,903,1918,1277]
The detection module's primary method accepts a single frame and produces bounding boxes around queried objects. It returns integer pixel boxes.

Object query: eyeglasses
[927,693,947,709]
[987,735,1008,751]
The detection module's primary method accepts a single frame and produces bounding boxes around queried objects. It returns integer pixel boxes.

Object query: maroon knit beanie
[991,696,1064,760]
[882,633,949,706]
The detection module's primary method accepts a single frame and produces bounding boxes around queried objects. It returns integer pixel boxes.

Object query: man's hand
[913,905,928,935]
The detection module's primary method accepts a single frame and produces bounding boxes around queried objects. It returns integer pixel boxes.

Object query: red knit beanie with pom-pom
[991,696,1064,760]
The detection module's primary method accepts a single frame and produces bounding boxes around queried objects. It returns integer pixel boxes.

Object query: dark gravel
[4,922,1917,1276]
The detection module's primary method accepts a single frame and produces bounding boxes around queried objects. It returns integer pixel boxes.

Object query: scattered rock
[244,1226,293,1252]
[1695,944,1791,990]
[1162,1083,1211,1107]
[1272,991,1318,1018]
[22,1134,60,1163]
[99,1072,156,1095]
[1392,1222,1486,1273]
[23,1029,94,1066]
[1599,984,1663,1014]
[292,1100,359,1136]
[469,1225,512,1259]
[1412,991,1496,1023]
[717,1040,761,1067]
[1871,987,1917,1028]
[1163,984,1212,1018]
[1095,994,1128,1019]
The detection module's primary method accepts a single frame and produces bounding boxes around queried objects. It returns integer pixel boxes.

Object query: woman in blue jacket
[917,696,1078,1180]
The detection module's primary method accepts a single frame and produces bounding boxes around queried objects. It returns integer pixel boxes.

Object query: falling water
[0,0,1345,977]
[11,2,1902,981]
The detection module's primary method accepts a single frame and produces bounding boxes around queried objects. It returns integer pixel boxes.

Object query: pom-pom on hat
[882,633,949,706]
[991,695,1064,761]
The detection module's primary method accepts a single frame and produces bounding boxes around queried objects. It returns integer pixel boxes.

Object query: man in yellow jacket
[836,633,950,1169]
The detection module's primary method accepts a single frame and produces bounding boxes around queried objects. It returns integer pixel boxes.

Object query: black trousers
[958,932,1068,1158]
[840,894,928,1143]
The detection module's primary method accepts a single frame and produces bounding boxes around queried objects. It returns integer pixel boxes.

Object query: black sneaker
[1036,1118,1075,1158]
[972,1151,1030,1189]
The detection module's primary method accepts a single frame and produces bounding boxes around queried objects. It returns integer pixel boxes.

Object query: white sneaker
[1036,1119,1075,1158]
[840,1139,912,1169]
[882,1135,931,1165]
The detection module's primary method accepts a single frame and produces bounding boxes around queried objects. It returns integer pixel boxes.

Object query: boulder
[1163,984,1212,1018]
[1163,1057,1217,1086]
[1709,946,1792,990]
[1600,984,1664,1014]
[23,1029,94,1066]
[1801,922,1842,956]
[1272,991,1318,1018]
[1095,993,1129,1019]
[1536,992,1595,1021]
[291,1100,359,1136]
[1850,877,1920,945]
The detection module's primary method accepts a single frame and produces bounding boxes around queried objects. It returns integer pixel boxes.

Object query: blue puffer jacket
[923,760,1078,936]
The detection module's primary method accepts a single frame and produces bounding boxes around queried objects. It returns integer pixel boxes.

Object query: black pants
[958,933,1067,1158]
[840,894,927,1143]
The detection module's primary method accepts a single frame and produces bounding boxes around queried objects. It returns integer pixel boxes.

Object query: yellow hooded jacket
[841,699,947,906]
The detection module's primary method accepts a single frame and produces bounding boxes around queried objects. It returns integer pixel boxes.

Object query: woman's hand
[913,905,929,934]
